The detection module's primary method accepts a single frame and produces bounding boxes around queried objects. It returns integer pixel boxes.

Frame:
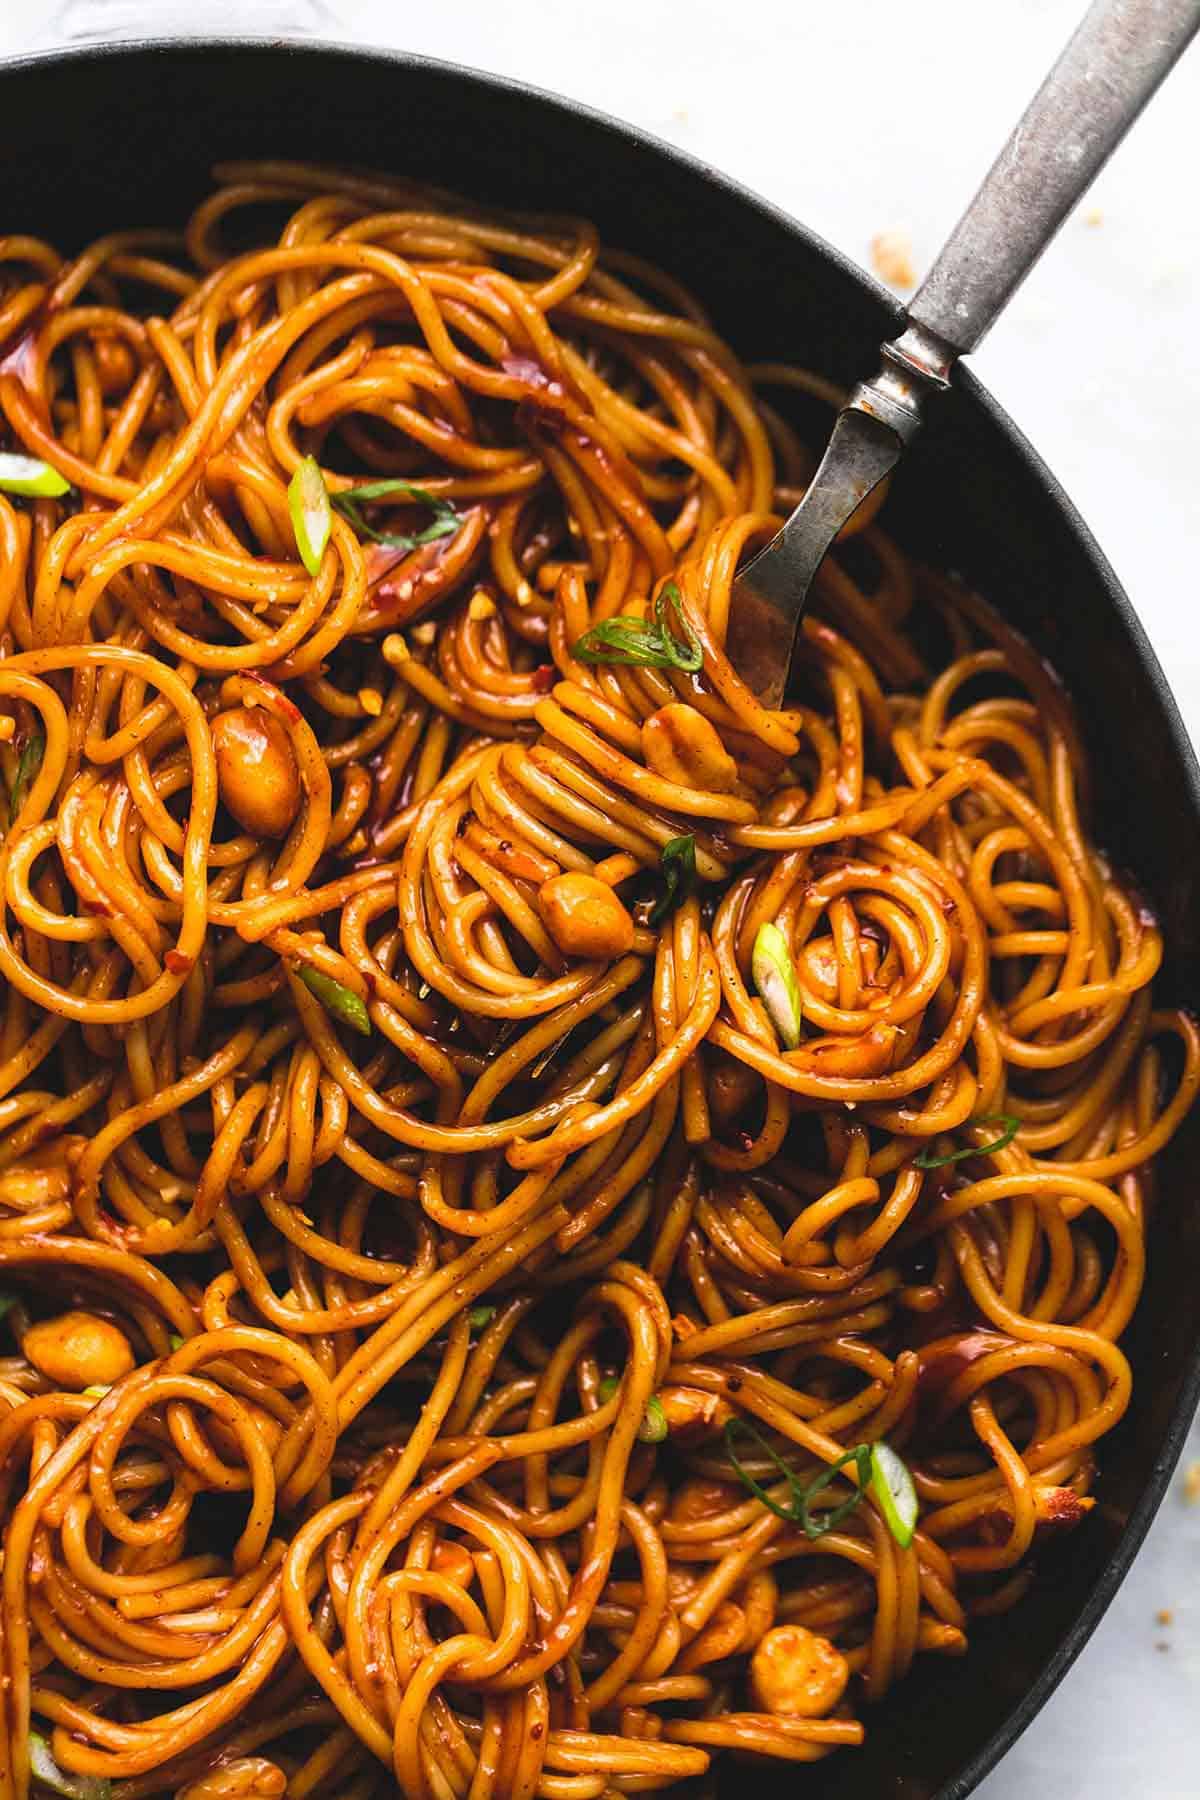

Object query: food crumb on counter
[1183,1461,1200,1504]
[1157,1609,1174,1627]
[1084,206,1104,227]
[869,229,917,291]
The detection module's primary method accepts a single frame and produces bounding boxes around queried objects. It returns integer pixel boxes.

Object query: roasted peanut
[537,872,634,959]
[212,706,301,840]
[655,1385,733,1445]
[750,1623,850,1718]
[642,703,738,793]
[0,1154,74,1212]
[179,1758,287,1800]
[668,1477,745,1526]
[23,1310,134,1391]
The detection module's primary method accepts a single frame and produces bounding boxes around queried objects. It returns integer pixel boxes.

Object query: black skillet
[1,36,1198,1800]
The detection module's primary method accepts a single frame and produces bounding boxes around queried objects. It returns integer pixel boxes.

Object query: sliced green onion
[297,966,371,1037]
[331,477,461,551]
[913,1113,1020,1169]
[29,1731,112,1799]
[598,1376,669,1444]
[751,921,803,1049]
[168,1334,184,1351]
[0,454,70,498]
[638,1396,668,1444]
[467,1305,496,1332]
[9,729,45,821]
[869,1442,918,1548]
[649,833,696,927]
[723,1417,869,1537]
[82,1385,110,1399]
[571,581,703,672]
[288,455,331,576]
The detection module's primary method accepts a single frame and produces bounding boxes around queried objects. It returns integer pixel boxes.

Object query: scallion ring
[288,455,331,576]
[913,1113,1020,1169]
[571,581,702,671]
[29,1732,111,1799]
[751,921,804,1049]
[9,729,45,824]
[598,1375,669,1444]
[723,1416,870,1537]
[331,476,461,551]
[649,833,696,926]
[297,966,371,1037]
[0,454,70,498]
[868,1441,919,1548]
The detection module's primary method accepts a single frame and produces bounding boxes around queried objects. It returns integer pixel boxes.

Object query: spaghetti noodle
[0,161,1189,1799]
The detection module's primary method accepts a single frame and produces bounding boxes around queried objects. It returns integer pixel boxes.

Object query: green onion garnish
[331,477,461,552]
[598,1376,669,1444]
[82,1385,110,1400]
[29,1732,112,1799]
[297,966,371,1037]
[0,455,70,499]
[751,921,803,1050]
[649,833,696,927]
[912,1113,1020,1169]
[9,730,44,821]
[723,1420,918,1547]
[869,1442,919,1548]
[571,581,703,672]
[724,1416,869,1537]
[638,1396,668,1443]
[168,1334,184,1351]
[288,455,331,577]
[467,1305,496,1332]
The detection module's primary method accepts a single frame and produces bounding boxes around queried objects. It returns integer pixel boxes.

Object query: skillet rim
[2,32,1199,1798]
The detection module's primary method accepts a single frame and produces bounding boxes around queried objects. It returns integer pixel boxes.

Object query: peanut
[750,1623,850,1718]
[24,1310,134,1391]
[642,703,738,793]
[212,706,301,840]
[537,872,634,959]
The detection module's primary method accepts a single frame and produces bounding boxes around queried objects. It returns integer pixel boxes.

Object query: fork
[727,0,1200,708]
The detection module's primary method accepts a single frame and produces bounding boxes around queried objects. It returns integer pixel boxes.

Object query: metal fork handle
[729,0,1200,708]
[908,0,1200,357]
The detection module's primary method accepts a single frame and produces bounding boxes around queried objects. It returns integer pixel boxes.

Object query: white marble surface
[4,1,1200,1792]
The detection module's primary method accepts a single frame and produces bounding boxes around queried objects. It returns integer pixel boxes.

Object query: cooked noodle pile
[0,162,1190,1799]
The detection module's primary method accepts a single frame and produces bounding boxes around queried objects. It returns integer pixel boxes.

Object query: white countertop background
[4,1,1200,1792]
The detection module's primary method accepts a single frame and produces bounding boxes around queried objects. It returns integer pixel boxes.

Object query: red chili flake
[530,1724,544,1741]
[530,664,557,693]
[164,950,193,975]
